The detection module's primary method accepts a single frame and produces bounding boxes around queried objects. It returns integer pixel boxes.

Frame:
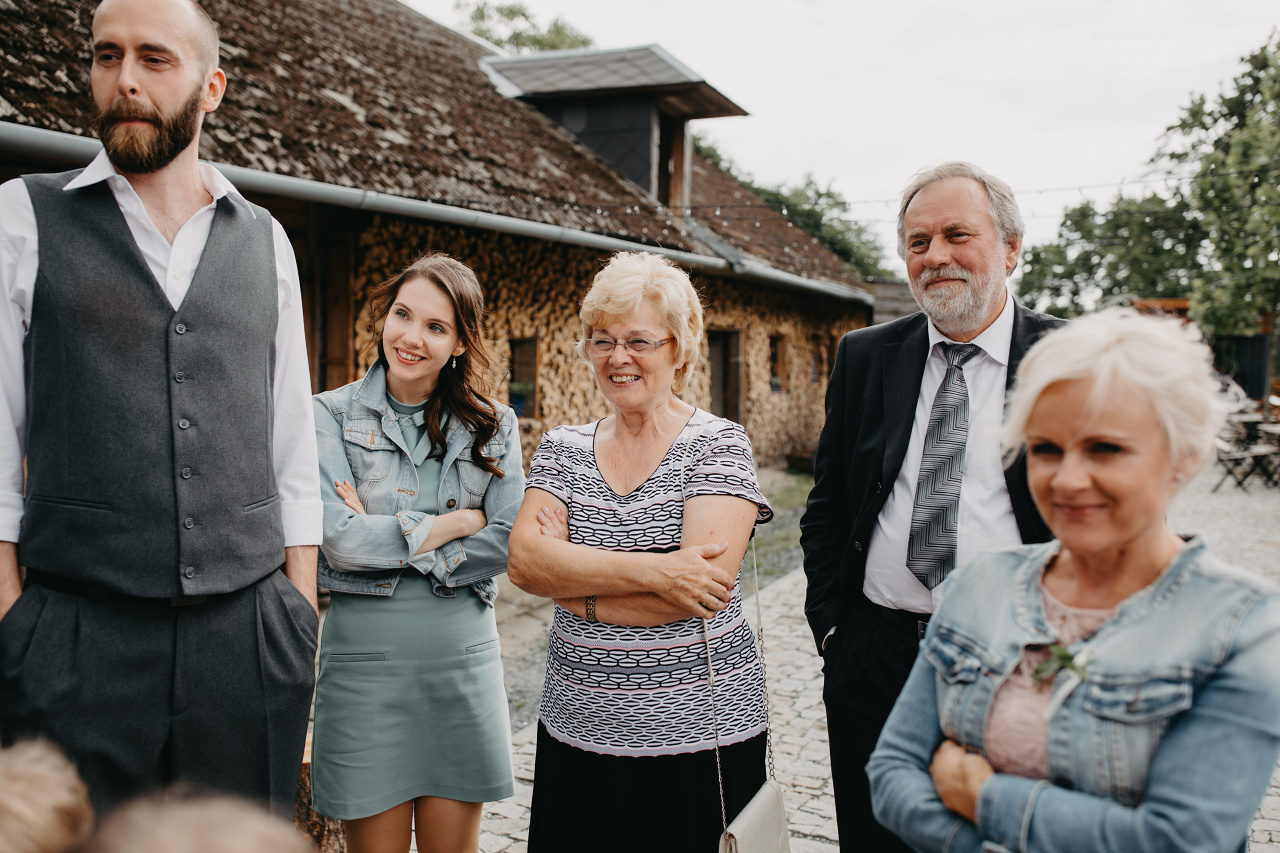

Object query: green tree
[456,1,593,53]
[694,136,893,279]
[1160,32,1280,361]
[1017,201,1105,318]
[753,177,894,278]
[1017,193,1206,318]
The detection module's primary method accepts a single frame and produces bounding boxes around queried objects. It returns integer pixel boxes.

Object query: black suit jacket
[799,302,1065,653]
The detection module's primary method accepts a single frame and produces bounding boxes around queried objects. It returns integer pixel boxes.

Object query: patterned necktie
[907,343,981,590]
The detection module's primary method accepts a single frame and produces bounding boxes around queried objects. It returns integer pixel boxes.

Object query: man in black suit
[800,162,1064,851]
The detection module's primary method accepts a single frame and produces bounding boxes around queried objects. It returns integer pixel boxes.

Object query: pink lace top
[985,584,1114,779]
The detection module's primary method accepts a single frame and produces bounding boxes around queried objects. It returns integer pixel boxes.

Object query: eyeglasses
[587,337,674,356]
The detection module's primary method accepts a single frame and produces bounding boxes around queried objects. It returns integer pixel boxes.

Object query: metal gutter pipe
[0,122,872,305]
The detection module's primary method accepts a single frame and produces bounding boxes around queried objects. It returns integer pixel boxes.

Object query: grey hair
[1001,308,1231,479]
[896,162,1025,275]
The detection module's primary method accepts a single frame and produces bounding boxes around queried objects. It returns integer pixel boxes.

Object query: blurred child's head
[0,740,94,853]
[80,790,314,853]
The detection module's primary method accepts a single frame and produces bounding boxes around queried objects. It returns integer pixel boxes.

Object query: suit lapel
[881,316,931,485]
[1002,300,1062,543]
[1005,300,1045,392]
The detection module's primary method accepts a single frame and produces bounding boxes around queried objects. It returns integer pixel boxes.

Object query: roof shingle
[1,0,866,294]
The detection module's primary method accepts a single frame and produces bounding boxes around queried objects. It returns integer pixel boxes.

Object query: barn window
[507,338,539,418]
[769,335,788,394]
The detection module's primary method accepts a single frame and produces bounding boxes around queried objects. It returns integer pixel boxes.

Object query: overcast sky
[401,0,1278,278]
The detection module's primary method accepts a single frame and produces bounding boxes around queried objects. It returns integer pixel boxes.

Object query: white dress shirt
[862,290,1022,614]
[0,151,322,546]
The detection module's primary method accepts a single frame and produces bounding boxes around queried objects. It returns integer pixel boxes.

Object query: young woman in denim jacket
[309,254,521,853]
[868,309,1280,853]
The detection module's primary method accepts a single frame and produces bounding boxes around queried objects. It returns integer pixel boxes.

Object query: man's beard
[910,261,1008,337]
[95,85,204,174]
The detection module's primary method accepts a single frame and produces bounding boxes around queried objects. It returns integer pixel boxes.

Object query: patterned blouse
[525,410,774,756]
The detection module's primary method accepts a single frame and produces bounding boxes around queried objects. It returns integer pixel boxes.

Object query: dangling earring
[452,356,457,369]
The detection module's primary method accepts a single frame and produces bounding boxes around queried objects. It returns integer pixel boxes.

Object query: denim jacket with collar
[312,361,524,605]
[868,538,1280,853]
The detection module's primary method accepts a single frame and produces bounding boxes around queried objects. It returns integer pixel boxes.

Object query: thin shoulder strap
[689,413,777,835]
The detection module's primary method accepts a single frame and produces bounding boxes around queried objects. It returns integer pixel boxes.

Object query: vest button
[175,372,185,383]
[854,541,863,551]
[175,323,187,334]
[184,517,195,529]
[446,499,457,508]
[178,418,190,429]
[181,467,192,478]
[184,566,196,578]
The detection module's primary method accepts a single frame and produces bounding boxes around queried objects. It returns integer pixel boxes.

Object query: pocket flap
[1084,673,1194,723]
[457,436,508,461]
[924,630,987,685]
[343,418,397,451]
[464,638,500,655]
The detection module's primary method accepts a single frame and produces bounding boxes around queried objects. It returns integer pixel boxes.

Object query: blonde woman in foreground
[868,308,1280,853]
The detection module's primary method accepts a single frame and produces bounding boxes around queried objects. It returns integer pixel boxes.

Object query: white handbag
[718,779,791,853]
[680,417,792,853]
[702,542,793,853]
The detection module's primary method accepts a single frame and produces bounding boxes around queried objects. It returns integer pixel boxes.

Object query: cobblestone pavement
[470,464,1280,852]
[476,569,837,853]
[1167,466,1280,853]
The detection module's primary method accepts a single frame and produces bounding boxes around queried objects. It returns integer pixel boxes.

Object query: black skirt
[527,722,768,853]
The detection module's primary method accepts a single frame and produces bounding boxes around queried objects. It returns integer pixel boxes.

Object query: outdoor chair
[1213,437,1278,492]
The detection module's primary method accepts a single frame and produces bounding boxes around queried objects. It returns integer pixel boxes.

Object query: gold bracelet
[584,595,598,623]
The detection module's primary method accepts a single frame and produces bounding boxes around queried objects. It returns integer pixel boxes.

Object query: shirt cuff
[398,510,470,585]
[399,510,435,554]
[437,539,466,585]
[281,499,323,547]
[398,511,440,577]
[976,773,1049,853]
[0,496,23,543]
[408,548,438,576]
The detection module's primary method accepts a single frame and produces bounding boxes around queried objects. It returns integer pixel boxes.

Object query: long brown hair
[364,253,504,477]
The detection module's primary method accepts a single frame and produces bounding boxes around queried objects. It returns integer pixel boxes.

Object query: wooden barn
[0,0,874,463]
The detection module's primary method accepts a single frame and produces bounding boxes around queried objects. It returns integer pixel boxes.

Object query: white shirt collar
[63,150,256,218]
[926,287,1015,367]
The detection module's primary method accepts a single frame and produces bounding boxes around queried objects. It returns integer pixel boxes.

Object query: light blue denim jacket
[312,361,524,605]
[868,538,1280,853]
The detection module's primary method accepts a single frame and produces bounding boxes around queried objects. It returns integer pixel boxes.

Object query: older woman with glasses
[508,251,774,853]
[867,308,1280,853]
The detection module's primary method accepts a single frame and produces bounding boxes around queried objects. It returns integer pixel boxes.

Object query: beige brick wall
[350,215,869,465]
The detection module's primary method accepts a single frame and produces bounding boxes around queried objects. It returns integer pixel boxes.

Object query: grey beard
[911,265,1005,336]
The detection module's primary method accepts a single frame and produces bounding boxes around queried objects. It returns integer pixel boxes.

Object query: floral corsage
[1033,644,1095,721]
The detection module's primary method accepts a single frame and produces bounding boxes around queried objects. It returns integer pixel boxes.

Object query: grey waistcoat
[19,170,285,598]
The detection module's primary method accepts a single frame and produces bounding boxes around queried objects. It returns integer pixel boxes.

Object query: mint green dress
[310,395,514,818]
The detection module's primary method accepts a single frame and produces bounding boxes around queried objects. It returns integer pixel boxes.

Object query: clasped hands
[929,739,994,823]
[536,505,733,620]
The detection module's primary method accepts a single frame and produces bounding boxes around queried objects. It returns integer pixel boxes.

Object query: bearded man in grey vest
[0,0,322,814]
